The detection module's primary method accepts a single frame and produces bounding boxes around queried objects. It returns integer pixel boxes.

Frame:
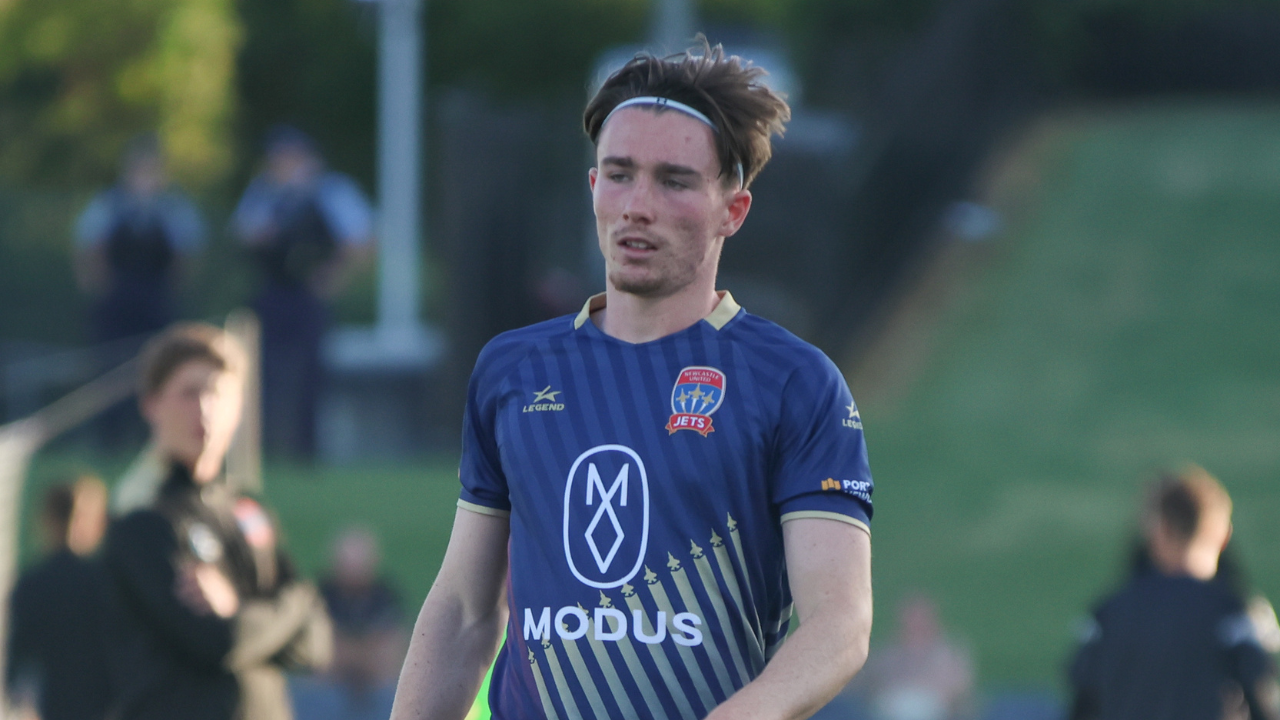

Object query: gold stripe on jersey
[770,604,794,636]
[647,560,719,711]
[726,515,754,607]
[581,595,646,719]
[765,603,794,661]
[628,568,700,720]
[689,539,753,686]
[710,528,766,674]
[528,650,562,720]
[559,609,612,720]
[539,640,582,720]
[670,550,737,696]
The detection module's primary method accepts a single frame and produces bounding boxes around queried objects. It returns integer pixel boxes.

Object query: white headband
[602,96,745,188]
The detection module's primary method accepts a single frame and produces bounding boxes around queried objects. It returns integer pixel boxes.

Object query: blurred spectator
[6,476,111,720]
[290,526,405,720]
[232,126,372,460]
[100,323,331,720]
[1068,467,1280,720]
[843,594,975,720]
[73,134,205,345]
[74,134,207,451]
[320,526,406,691]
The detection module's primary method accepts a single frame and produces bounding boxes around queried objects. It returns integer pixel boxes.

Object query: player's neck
[596,284,722,344]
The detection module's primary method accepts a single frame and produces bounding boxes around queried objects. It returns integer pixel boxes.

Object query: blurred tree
[0,0,242,188]
[235,0,377,189]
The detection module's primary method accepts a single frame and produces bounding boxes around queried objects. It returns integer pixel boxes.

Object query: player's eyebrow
[601,156,702,178]
[654,162,700,177]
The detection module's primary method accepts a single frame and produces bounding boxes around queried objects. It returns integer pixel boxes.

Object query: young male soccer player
[391,44,874,720]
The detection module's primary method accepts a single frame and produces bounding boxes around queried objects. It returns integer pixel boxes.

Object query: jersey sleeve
[457,339,515,517]
[771,352,873,533]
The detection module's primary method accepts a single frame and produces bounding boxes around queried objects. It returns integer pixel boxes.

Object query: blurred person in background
[74,134,207,451]
[292,526,406,720]
[73,134,206,345]
[101,323,331,720]
[1068,466,1280,720]
[6,477,111,720]
[831,594,973,720]
[231,126,373,461]
[319,526,405,692]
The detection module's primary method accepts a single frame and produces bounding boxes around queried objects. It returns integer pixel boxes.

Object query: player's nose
[621,175,657,223]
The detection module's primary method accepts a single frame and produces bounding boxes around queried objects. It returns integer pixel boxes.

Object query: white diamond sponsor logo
[563,444,649,589]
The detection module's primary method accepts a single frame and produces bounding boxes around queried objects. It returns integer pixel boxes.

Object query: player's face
[143,360,243,480]
[590,108,751,299]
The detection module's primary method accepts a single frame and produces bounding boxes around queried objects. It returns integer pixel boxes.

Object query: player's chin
[608,271,669,297]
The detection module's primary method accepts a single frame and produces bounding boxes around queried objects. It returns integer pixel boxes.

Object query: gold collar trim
[573,290,741,331]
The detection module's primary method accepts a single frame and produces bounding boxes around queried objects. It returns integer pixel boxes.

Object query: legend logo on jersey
[665,366,725,436]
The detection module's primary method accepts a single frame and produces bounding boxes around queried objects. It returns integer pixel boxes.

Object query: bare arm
[390,508,510,720]
[706,518,872,720]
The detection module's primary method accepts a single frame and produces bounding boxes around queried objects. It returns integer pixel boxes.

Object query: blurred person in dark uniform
[1068,467,1280,720]
[74,134,206,344]
[74,134,207,451]
[232,126,372,460]
[101,323,331,720]
[6,477,111,720]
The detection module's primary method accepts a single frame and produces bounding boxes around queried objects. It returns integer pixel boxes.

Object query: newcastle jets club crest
[665,366,725,436]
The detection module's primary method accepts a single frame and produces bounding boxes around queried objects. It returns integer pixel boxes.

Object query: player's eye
[662,177,689,190]
[607,171,631,183]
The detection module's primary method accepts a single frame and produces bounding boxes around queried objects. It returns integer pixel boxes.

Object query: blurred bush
[0,0,242,189]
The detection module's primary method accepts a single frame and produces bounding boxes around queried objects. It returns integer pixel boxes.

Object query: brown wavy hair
[584,38,791,189]
[138,322,246,398]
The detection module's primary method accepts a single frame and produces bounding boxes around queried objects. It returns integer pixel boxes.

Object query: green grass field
[15,99,1280,698]
[859,99,1280,689]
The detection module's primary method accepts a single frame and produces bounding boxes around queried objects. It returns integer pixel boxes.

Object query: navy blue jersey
[459,292,874,720]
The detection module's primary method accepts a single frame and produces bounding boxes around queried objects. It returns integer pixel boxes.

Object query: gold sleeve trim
[779,511,870,536]
[457,499,511,518]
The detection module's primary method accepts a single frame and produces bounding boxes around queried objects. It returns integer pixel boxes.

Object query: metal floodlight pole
[377,0,424,338]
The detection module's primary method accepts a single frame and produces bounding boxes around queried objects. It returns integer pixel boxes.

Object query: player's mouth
[617,234,659,257]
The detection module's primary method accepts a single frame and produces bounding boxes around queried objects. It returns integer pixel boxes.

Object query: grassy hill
[856,99,1280,689]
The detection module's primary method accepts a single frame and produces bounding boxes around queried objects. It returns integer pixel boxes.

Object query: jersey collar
[573,290,742,331]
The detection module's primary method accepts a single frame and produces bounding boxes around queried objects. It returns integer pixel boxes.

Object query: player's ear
[588,167,598,192]
[718,188,752,238]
